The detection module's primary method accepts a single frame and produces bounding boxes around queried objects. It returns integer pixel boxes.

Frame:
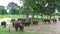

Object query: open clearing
[0,18,60,34]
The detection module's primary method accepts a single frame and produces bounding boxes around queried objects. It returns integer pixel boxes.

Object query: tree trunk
[32,12,34,19]
[37,13,38,19]
[47,15,48,19]
[44,15,46,19]
[26,11,29,18]
[26,14,29,18]
[50,16,51,19]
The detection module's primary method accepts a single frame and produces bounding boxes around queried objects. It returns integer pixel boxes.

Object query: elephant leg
[36,23,38,25]
[33,23,35,25]
[33,22,38,25]
[27,23,30,26]
[48,22,51,24]
[54,21,57,24]
[5,25,6,28]
[53,21,55,24]
[55,21,57,24]
[13,23,14,27]
[19,26,24,31]
[44,21,46,24]
[15,27,18,31]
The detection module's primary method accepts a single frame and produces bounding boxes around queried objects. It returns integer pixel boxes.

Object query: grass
[0,14,58,19]
[0,14,58,23]
[0,14,58,34]
[0,14,44,22]
[0,29,42,34]
[0,14,26,18]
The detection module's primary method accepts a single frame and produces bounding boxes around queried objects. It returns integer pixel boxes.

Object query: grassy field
[0,14,57,21]
[0,14,26,18]
[0,22,42,34]
[0,14,44,22]
[0,14,43,34]
[0,14,58,18]
[0,28,42,34]
[0,14,43,18]
[0,14,58,34]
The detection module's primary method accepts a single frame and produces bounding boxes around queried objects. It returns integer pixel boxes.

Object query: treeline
[0,0,60,19]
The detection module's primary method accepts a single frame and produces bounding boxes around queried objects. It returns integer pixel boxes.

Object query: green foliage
[0,14,26,18]
[0,6,7,15]
[19,0,56,17]
[55,0,60,12]
[7,2,20,14]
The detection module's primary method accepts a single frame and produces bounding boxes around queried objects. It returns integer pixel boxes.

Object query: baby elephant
[1,21,6,28]
[14,21,24,31]
[58,18,60,21]
[11,19,15,27]
[32,19,38,25]
[51,19,57,24]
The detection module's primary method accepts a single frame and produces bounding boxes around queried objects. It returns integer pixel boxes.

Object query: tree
[7,2,20,14]
[54,0,60,13]
[20,5,34,18]
[0,6,7,15]
[46,0,55,19]
[19,0,56,19]
[19,0,49,18]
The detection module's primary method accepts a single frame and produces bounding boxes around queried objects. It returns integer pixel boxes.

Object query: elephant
[58,18,60,21]
[13,21,24,31]
[11,19,16,27]
[11,19,15,22]
[43,19,51,24]
[1,21,6,28]
[18,18,31,26]
[32,19,38,25]
[24,19,31,26]
[18,18,25,21]
[51,19,57,24]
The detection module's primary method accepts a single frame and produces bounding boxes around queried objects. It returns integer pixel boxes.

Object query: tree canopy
[7,2,20,14]
[0,6,7,15]
[19,0,56,18]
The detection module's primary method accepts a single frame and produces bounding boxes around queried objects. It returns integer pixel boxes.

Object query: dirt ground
[0,18,60,34]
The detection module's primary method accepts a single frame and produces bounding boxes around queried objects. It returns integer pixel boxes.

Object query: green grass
[0,14,58,22]
[0,14,43,22]
[0,29,42,34]
[0,14,57,18]
[0,21,42,34]
[0,14,26,18]
[0,14,57,34]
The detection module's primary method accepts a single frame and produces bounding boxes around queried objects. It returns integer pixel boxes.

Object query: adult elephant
[11,19,15,22]
[18,18,25,21]
[24,19,31,26]
[13,21,24,31]
[43,19,51,24]
[18,18,31,26]
[1,21,6,28]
